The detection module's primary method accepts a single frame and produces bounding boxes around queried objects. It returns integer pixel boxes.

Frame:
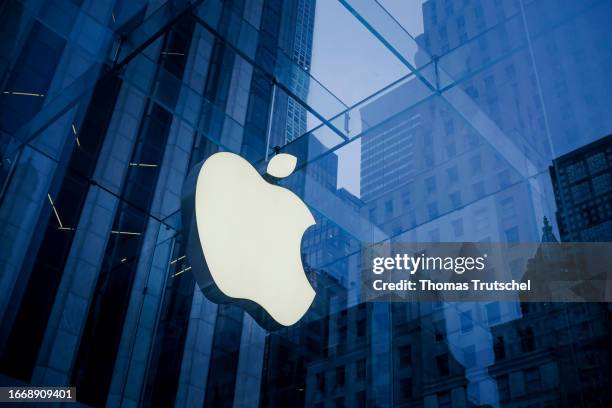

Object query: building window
[338,324,347,345]
[566,161,587,182]
[500,196,516,221]
[355,391,366,408]
[399,345,412,367]
[425,176,437,194]
[457,16,466,31]
[452,219,464,237]
[356,358,366,380]
[520,327,535,352]
[497,374,510,400]
[428,203,439,219]
[486,303,501,325]
[524,367,541,394]
[450,191,462,208]
[357,319,366,337]
[520,302,531,315]
[400,377,413,401]
[438,391,451,408]
[444,0,453,16]
[460,310,473,333]
[470,155,482,173]
[466,85,479,98]
[407,210,416,228]
[336,366,345,387]
[434,320,445,342]
[505,227,519,244]
[476,209,492,232]
[436,353,450,376]
[498,169,512,188]
[463,345,476,368]
[446,143,457,158]
[587,152,606,173]
[316,372,325,393]
[592,173,611,195]
[368,207,376,222]
[473,181,485,199]
[425,153,434,168]
[447,166,459,183]
[494,336,506,360]
[402,191,411,207]
[385,200,393,215]
[571,182,591,203]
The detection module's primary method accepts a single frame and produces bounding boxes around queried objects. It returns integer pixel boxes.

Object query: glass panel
[1,2,610,408]
[310,0,416,105]
[524,0,612,155]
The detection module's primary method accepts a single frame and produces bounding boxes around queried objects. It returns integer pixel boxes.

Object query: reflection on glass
[0,1,610,407]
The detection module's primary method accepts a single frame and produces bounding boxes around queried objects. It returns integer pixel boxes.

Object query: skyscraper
[489,219,610,407]
[358,1,611,406]
[0,1,323,406]
[549,134,612,242]
[284,0,315,143]
[0,0,610,407]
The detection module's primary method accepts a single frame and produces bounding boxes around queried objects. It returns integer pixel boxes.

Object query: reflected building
[360,81,540,247]
[269,0,316,146]
[417,0,612,158]
[487,134,612,407]
[389,302,475,408]
[550,134,612,242]
[489,301,610,407]
[0,0,610,407]
[303,302,369,408]
[284,0,315,143]
[0,1,325,407]
[261,270,354,408]
[490,219,610,407]
[358,0,612,407]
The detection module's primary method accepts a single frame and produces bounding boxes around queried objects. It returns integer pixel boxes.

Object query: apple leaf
[266,153,297,178]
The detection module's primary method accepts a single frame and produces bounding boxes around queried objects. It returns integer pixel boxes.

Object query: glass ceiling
[4,0,612,264]
[2,2,610,406]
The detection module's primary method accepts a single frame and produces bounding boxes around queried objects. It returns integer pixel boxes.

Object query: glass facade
[0,0,610,407]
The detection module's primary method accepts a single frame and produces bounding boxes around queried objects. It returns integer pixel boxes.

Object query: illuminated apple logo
[184,152,316,328]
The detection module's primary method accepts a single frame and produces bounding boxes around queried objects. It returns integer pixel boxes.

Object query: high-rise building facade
[0,0,610,407]
[284,0,315,143]
[488,218,611,407]
[0,1,328,406]
[357,0,612,406]
[550,134,612,242]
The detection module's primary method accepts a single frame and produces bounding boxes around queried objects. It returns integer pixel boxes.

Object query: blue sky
[309,1,425,196]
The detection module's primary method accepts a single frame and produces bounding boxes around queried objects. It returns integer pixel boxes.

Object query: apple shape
[191,152,316,327]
